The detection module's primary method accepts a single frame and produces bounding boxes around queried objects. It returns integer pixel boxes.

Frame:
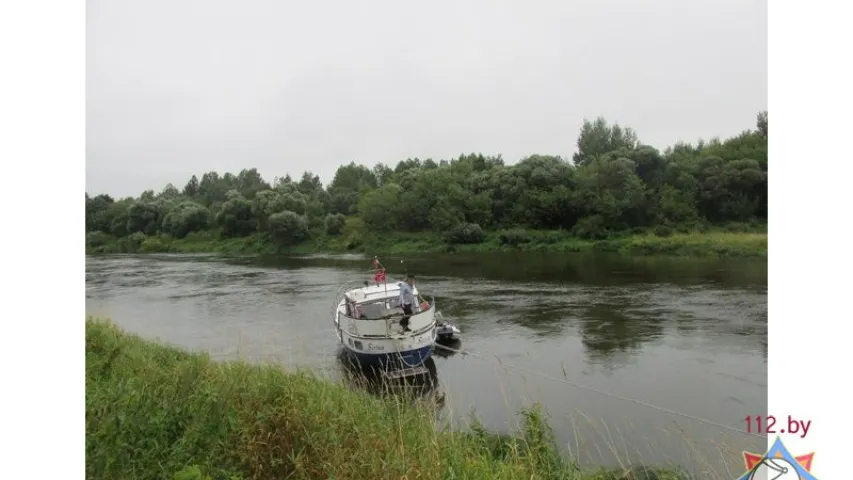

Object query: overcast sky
[86,0,767,198]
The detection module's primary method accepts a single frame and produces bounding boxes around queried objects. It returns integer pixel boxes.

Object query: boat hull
[337,324,437,368]
[341,343,434,368]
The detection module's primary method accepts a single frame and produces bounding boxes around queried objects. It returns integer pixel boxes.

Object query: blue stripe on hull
[344,344,434,368]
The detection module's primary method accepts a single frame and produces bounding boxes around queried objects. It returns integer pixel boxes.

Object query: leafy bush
[571,216,609,240]
[268,210,308,246]
[306,215,324,232]
[216,196,256,237]
[653,225,674,237]
[86,231,111,248]
[324,213,346,236]
[724,222,749,233]
[161,202,210,239]
[446,223,486,244]
[140,236,169,252]
[117,232,147,252]
[499,229,530,247]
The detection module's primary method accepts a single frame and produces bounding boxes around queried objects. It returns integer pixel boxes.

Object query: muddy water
[85,252,767,477]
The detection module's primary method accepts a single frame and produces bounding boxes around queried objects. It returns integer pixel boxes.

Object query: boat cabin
[342,282,425,320]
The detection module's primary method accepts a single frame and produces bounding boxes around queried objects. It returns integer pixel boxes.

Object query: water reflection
[86,253,767,365]
[579,305,666,361]
[228,251,767,288]
[336,349,445,406]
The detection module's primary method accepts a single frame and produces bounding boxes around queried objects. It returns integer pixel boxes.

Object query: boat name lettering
[366,343,384,352]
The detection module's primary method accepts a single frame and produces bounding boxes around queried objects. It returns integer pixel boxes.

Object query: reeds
[86,317,744,480]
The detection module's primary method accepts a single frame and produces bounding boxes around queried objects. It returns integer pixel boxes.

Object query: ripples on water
[85,252,767,478]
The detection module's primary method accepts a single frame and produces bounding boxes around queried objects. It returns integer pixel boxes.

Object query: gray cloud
[87,0,767,197]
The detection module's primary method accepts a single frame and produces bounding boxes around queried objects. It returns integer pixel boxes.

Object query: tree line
[85,113,768,250]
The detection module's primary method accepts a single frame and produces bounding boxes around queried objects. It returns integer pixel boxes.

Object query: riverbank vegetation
[86,318,687,479]
[86,113,768,258]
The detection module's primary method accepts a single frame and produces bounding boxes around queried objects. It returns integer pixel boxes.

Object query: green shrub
[140,236,169,252]
[498,229,530,246]
[571,216,609,240]
[653,225,674,237]
[268,210,309,246]
[324,213,346,236]
[86,231,111,248]
[446,223,486,244]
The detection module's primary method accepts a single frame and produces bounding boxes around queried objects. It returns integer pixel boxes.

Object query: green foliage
[499,229,531,246]
[756,110,768,138]
[573,117,639,166]
[447,223,486,244]
[324,213,346,235]
[85,193,115,232]
[140,236,168,252]
[216,195,256,237]
[173,465,213,480]
[359,183,402,231]
[571,216,610,240]
[86,231,111,248]
[85,112,768,258]
[119,231,148,252]
[162,202,210,238]
[268,210,309,246]
[86,319,687,480]
[127,200,167,235]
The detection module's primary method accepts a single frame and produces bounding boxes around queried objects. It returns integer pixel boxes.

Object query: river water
[85,252,767,478]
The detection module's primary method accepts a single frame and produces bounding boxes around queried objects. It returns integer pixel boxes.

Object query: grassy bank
[86,221,767,259]
[86,318,686,480]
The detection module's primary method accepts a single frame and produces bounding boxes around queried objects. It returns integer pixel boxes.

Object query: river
[85,252,767,478]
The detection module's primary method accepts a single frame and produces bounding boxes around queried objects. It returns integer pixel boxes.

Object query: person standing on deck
[398,274,416,332]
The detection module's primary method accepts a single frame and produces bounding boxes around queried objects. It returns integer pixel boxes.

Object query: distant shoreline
[86,115,768,266]
[85,225,767,259]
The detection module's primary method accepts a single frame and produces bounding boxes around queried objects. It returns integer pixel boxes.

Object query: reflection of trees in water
[444,287,600,337]
[438,296,506,321]
[226,252,766,289]
[506,304,577,337]
[578,305,665,360]
[672,305,767,359]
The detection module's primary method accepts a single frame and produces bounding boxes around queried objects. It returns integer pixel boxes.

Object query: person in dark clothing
[398,274,416,332]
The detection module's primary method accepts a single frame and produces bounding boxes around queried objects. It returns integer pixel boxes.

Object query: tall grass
[86,318,688,480]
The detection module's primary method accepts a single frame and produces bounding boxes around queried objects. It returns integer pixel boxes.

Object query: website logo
[736,436,817,480]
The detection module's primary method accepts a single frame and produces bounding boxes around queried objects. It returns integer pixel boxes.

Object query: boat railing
[333,280,376,316]
[336,296,436,337]
[337,297,434,321]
